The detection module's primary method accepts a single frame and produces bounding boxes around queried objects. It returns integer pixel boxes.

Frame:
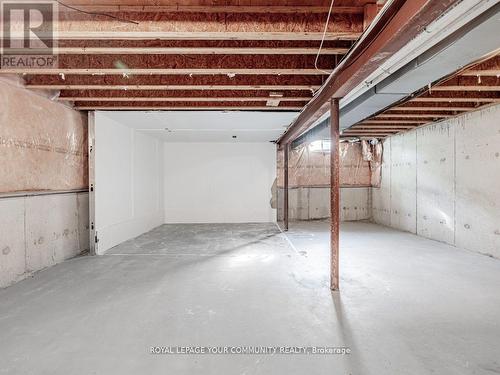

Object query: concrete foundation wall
[278,187,371,221]
[0,79,90,288]
[0,192,89,288]
[372,104,500,258]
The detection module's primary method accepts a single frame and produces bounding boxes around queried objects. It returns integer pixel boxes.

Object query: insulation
[277,141,378,188]
[0,79,88,193]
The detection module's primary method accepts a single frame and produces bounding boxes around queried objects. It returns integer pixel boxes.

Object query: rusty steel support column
[330,98,340,291]
[283,143,289,231]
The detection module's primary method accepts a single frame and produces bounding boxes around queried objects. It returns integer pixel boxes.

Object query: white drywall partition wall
[94,112,164,254]
[163,142,276,223]
[372,103,500,258]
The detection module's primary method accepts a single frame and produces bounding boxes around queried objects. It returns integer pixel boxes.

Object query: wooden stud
[284,143,289,232]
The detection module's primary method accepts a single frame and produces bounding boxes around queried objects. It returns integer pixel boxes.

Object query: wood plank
[58,96,311,102]
[343,129,397,133]
[27,84,321,90]
[48,11,362,39]
[277,0,460,145]
[387,106,474,111]
[461,69,500,76]
[350,126,417,129]
[74,106,302,111]
[410,97,500,103]
[430,86,500,92]
[1,53,337,75]
[1,68,331,75]
[361,120,426,124]
[375,113,453,118]
[51,47,349,55]
[52,31,362,41]
[57,5,363,14]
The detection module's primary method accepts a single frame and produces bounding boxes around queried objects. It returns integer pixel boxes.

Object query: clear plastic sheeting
[0,79,88,193]
[277,141,382,189]
[276,139,383,221]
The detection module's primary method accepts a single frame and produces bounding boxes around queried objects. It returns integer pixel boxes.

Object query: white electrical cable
[314,0,336,75]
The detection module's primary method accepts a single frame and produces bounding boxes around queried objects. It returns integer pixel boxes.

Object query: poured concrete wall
[0,79,90,288]
[372,104,500,258]
[278,187,371,221]
[276,141,374,222]
[0,192,89,288]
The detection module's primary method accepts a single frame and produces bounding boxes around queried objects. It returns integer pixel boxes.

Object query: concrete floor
[1,221,500,374]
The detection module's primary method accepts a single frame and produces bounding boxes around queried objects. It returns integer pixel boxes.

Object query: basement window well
[309,140,331,153]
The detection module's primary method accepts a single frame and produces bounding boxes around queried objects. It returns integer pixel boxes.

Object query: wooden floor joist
[51,31,362,41]
[50,47,349,55]
[27,85,322,91]
[4,68,331,75]
[74,106,303,111]
[430,86,500,92]
[343,54,500,138]
[58,96,311,102]
[57,5,364,14]
[375,113,453,118]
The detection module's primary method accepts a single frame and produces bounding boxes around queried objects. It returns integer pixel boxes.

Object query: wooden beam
[59,96,311,102]
[50,47,349,55]
[411,97,500,103]
[24,73,324,86]
[350,126,416,130]
[387,106,475,111]
[42,11,362,41]
[74,106,302,111]
[330,97,340,292]
[28,85,321,91]
[431,86,500,92]
[51,31,362,41]
[2,68,331,75]
[375,113,453,118]
[1,54,337,75]
[461,69,500,76]
[344,130,400,134]
[277,0,460,145]
[57,5,364,14]
[361,120,426,124]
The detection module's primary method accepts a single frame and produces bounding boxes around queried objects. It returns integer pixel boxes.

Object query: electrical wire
[55,0,139,25]
[314,0,336,75]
